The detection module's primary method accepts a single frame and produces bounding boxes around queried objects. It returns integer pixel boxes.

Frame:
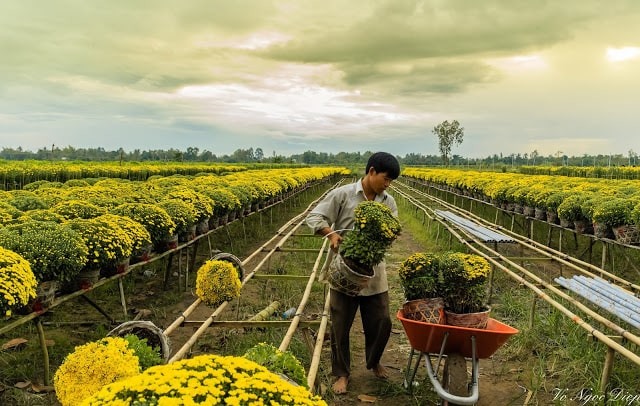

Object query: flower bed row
[403,168,640,244]
[0,167,347,318]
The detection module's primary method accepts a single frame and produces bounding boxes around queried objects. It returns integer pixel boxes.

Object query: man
[305,152,400,394]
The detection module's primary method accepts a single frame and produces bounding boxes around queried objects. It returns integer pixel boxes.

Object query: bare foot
[332,376,349,394]
[372,364,388,379]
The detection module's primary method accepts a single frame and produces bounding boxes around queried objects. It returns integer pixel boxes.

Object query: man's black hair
[366,152,400,179]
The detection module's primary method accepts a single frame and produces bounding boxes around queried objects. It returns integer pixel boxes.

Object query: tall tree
[432,120,464,165]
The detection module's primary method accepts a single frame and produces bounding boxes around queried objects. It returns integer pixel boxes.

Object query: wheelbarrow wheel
[442,352,468,405]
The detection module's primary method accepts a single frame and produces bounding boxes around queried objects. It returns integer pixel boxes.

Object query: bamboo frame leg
[36,318,50,386]
[118,278,128,319]
[225,224,234,252]
[163,253,175,291]
[80,295,117,324]
[600,346,615,393]
[601,242,607,275]
[488,264,496,303]
[529,292,537,329]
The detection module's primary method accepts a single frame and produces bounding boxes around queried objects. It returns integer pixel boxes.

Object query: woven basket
[445,307,491,329]
[594,222,613,239]
[326,254,373,297]
[108,321,171,363]
[402,298,445,324]
[211,252,245,282]
[613,225,640,245]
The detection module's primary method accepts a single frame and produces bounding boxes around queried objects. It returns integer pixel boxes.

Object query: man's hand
[327,232,343,252]
[319,227,343,252]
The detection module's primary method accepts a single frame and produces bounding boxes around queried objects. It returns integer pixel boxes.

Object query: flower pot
[64,268,101,292]
[18,280,58,315]
[179,225,197,242]
[131,244,154,264]
[573,219,593,234]
[559,218,574,229]
[402,298,445,324]
[326,254,374,297]
[612,225,640,245]
[208,216,220,230]
[156,234,179,252]
[593,222,613,239]
[445,307,491,329]
[523,206,535,217]
[196,218,210,235]
[228,211,237,222]
[546,211,559,224]
[534,208,546,220]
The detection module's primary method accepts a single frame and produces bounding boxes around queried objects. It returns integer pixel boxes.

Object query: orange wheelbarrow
[397,310,519,405]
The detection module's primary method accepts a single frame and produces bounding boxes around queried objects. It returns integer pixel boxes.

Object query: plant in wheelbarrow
[439,252,492,329]
[398,252,445,323]
[328,201,401,296]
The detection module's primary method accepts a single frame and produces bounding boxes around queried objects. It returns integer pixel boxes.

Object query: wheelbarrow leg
[403,348,424,393]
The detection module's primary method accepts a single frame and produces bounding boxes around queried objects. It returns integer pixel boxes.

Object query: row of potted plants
[403,168,640,244]
[0,167,345,317]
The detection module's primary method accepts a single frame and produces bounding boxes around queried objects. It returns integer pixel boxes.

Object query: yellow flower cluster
[398,252,438,281]
[448,253,491,281]
[53,337,140,406]
[195,260,242,307]
[0,247,37,318]
[81,354,327,405]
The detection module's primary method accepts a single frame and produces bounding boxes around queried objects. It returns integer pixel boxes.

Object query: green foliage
[0,220,88,282]
[439,252,491,314]
[122,334,163,371]
[557,193,588,221]
[592,198,635,227]
[51,199,106,220]
[339,201,401,269]
[6,190,48,211]
[243,342,308,388]
[398,252,441,300]
[156,199,197,234]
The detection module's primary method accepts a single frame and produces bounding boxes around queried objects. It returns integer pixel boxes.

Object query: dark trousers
[329,288,391,378]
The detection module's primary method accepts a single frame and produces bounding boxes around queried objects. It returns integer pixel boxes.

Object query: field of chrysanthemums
[0,161,350,405]
[3,161,640,405]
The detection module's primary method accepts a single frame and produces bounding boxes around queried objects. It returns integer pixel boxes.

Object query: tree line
[0,145,636,168]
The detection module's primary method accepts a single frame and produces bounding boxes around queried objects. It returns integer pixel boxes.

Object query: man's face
[369,169,393,194]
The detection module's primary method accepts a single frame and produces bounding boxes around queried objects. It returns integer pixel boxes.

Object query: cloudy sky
[1,1,639,159]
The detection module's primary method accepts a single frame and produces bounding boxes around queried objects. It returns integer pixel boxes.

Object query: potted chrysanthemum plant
[327,201,401,296]
[440,252,492,329]
[0,247,37,319]
[399,252,445,323]
[195,259,242,307]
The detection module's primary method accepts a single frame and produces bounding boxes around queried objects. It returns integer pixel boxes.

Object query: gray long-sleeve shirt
[305,179,398,296]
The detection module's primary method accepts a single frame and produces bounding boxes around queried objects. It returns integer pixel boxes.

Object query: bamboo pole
[307,289,332,392]
[36,318,50,386]
[248,301,280,321]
